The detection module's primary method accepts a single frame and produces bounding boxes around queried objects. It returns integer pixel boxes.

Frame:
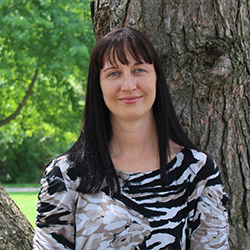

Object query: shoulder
[45,155,75,178]
[180,148,220,180]
[42,155,80,194]
[182,149,228,208]
[181,147,207,164]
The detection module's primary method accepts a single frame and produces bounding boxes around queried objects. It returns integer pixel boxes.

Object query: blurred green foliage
[0,0,95,183]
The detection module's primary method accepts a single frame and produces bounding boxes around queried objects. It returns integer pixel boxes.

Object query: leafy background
[0,0,95,183]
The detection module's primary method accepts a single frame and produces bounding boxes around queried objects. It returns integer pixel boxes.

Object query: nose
[121,73,137,91]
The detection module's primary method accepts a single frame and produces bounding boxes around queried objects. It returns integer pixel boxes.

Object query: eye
[108,71,119,77]
[135,68,146,73]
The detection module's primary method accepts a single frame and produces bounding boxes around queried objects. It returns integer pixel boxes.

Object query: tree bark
[0,183,34,249]
[91,0,250,249]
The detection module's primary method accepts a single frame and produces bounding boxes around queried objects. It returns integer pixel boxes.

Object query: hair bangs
[100,31,154,69]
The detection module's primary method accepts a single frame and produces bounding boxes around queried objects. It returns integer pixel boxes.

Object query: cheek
[101,85,113,98]
[144,78,156,97]
[148,79,157,105]
[100,84,117,108]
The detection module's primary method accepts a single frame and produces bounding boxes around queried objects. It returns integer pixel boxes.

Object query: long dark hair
[66,27,196,196]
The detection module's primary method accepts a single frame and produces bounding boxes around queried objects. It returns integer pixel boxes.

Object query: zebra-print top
[33,148,229,250]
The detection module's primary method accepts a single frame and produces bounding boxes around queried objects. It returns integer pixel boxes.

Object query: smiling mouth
[119,96,142,104]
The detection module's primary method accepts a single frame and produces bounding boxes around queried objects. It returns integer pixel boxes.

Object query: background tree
[0,183,34,249]
[91,0,250,249]
[0,1,95,248]
[0,0,95,183]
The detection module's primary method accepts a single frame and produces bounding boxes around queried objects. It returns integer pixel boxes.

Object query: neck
[109,111,158,158]
[108,111,183,173]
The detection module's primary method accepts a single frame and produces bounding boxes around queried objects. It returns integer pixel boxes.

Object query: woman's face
[100,50,157,123]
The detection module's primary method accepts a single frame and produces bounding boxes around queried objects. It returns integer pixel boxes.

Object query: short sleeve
[189,156,229,249]
[33,159,76,250]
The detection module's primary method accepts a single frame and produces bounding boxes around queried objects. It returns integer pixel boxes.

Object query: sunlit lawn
[8,192,38,229]
[4,183,40,188]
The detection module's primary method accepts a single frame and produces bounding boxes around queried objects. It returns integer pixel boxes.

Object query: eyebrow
[102,62,145,72]
[102,66,118,72]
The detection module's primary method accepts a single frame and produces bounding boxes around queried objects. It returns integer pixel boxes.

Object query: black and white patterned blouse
[33,148,229,250]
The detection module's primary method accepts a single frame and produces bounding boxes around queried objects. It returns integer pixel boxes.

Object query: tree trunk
[0,183,34,249]
[91,0,250,249]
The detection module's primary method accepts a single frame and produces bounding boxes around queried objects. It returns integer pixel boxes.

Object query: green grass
[9,192,38,229]
[2,183,40,188]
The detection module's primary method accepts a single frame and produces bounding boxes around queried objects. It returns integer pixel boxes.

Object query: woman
[33,27,229,250]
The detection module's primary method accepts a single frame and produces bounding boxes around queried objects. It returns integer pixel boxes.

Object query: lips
[119,96,142,104]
